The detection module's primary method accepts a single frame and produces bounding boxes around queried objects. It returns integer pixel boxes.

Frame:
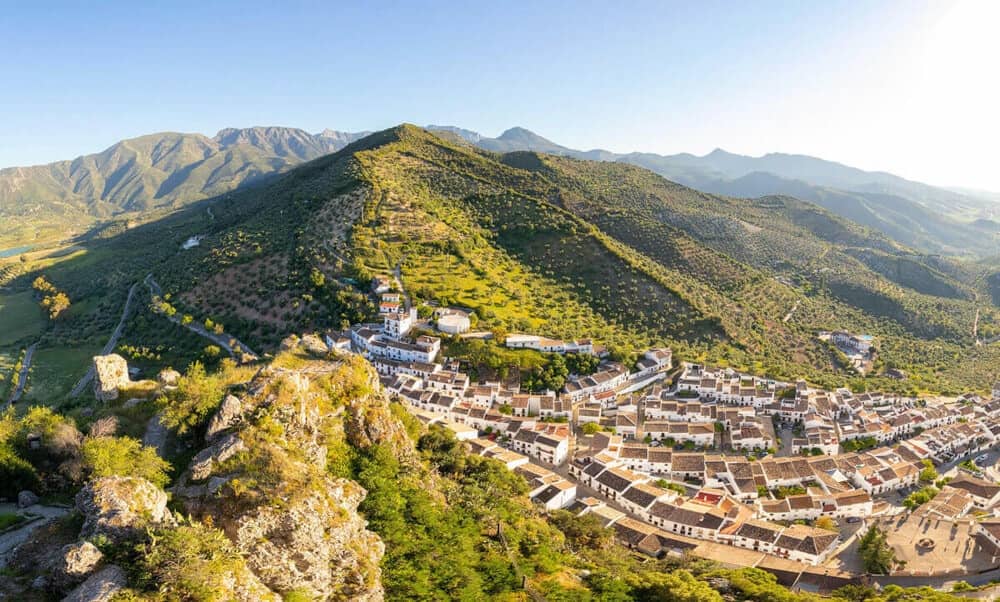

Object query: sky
[1,0,998,190]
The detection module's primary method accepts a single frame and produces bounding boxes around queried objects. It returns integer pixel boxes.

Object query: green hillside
[5,125,1000,405]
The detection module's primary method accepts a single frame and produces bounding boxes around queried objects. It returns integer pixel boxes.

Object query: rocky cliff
[7,338,408,601]
[168,338,402,601]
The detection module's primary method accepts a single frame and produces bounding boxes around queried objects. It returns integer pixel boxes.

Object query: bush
[81,436,171,488]
[134,520,257,600]
[0,444,39,498]
[902,486,939,509]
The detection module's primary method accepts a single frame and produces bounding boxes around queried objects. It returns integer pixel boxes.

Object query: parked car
[846,516,862,524]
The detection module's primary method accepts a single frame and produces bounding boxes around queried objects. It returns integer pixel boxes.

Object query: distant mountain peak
[705,148,738,159]
[498,126,535,137]
[497,127,552,143]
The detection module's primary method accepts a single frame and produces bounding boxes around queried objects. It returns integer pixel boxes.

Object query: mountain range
[427,126,1000,256]
[0,127,368,245]
[6,124,1000,401]
[4,123,998,257]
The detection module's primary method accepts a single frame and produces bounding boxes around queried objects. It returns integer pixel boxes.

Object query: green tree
[918,458,938,484]
[858,525,902,574]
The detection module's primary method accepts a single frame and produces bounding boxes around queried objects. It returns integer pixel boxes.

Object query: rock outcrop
[188,431,246,481]
[51,542,103,590]
[208,481,384,601]
[205,394,242,441]
[76,476,172,541]
[300,333,330,357]
[141,412,170,457]
[62,565,127,602]
[172,342,391,601]
[17,489,39,508]
[157,367,181,388]
[92,354,131,402]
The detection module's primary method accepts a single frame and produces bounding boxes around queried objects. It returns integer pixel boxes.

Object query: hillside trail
[144,274,258,361]
[0,503,70,569]
[5,341,38,407]
[69,280,141,398]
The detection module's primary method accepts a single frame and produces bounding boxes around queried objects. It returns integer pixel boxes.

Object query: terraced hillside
[4,125,1000,405]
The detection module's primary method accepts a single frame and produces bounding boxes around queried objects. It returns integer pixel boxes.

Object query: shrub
[81,436,171,488]
[0,444,39,498]
[135,520,256,600]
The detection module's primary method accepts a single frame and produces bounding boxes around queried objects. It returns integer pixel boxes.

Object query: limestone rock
[342,362,415,460]
[279,334,300,351]
[52,542,103,590]
[168,349,394,601]
[189,432,246,481]
[18,489,39,508]
[76,477,171,541]
[157,368,181,387]
[92,354,131,402]
[62,565,126,602]
[142,412,169,458]
[205,394,242,441]
[180,479,384,602]
[300,333,329,357]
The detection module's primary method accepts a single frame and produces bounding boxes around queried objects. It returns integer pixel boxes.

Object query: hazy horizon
[2,1,997,190]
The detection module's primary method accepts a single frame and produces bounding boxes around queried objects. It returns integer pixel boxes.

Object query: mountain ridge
[429,125,1000,256]
[4,122,999,257]
[0,126,368,246]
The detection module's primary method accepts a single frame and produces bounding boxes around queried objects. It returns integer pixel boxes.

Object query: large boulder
[92,354,131,402]
[157,368,181,388]
[18,489,40,508]
[205,394,242,441]
[62,565,126,602]
[76,476,171,541]
[51,542,103,590]
[300,333,329,357]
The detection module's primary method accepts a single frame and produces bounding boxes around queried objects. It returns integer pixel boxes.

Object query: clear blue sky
[2,1,997,189]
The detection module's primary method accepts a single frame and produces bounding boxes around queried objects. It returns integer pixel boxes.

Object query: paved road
[69,280,142,398]
[5,341,38,406]
[145,274,258,361]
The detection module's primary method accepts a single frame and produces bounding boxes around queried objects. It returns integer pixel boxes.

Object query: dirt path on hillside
[145,274,258,361]
[0,503,70,568]
[69,280,142,398]
[5,341,38,407]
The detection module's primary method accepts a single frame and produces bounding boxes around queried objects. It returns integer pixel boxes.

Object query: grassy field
[0,290,45,347]
[20,344,99,407]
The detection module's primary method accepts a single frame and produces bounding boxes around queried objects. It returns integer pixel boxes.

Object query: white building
[437,313,471,334]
